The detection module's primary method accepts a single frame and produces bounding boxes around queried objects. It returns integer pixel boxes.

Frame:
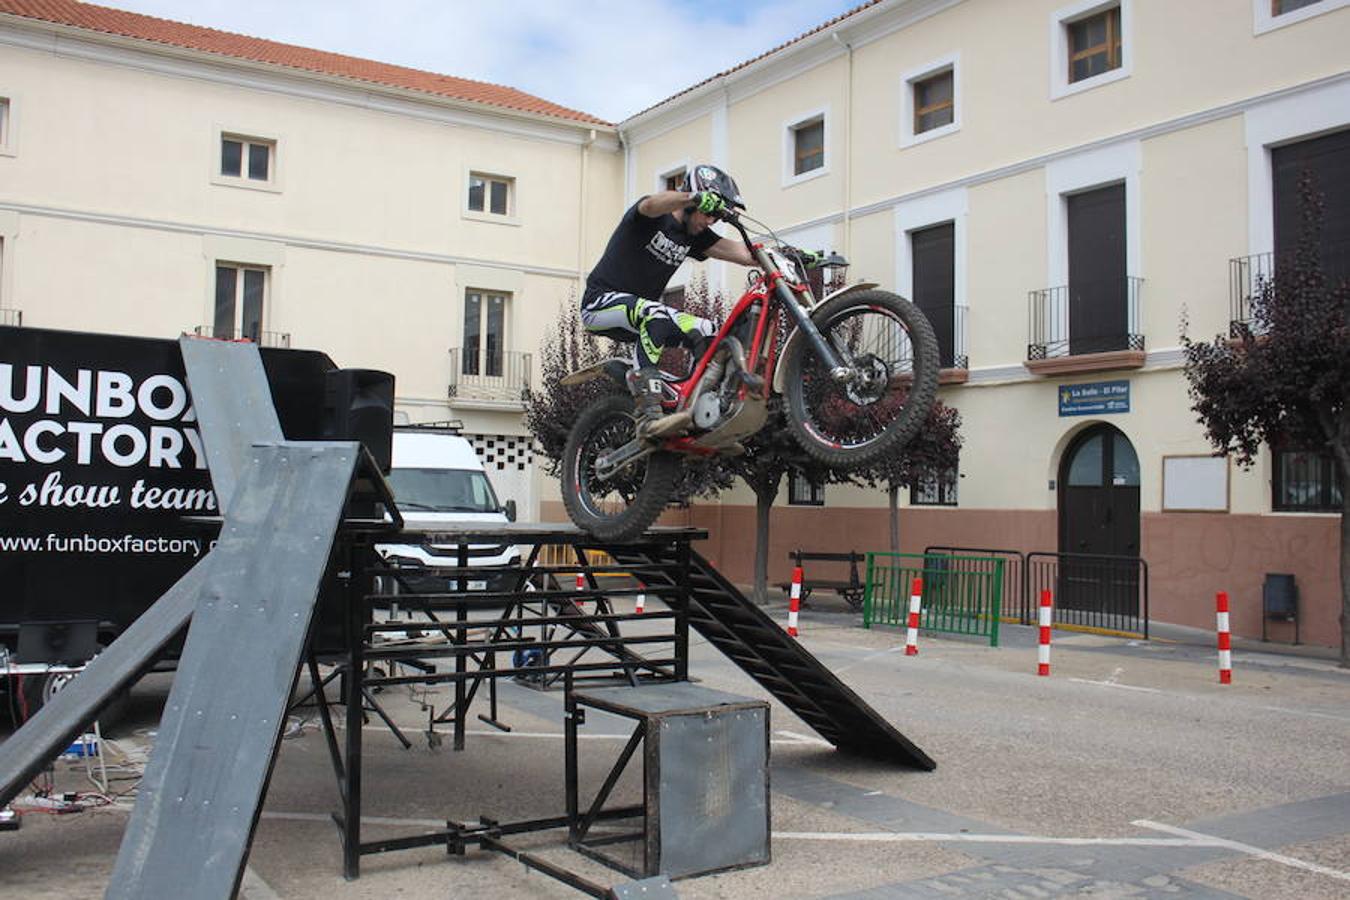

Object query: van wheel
[15,650,132,731]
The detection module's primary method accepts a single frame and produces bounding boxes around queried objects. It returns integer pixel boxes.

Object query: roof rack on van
[398,420,464,434]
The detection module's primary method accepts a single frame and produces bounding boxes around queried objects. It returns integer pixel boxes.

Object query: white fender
[772,282,880,395]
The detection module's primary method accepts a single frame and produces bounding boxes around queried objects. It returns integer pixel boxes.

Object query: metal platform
[1,333,931,897]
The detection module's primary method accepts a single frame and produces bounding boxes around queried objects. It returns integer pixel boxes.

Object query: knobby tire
[782,290,940,468]
[561,394,679,543]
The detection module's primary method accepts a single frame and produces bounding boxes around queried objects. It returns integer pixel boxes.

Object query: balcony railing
[1229,252,1274,337]
[191,325,291,348]
[1231,244,1350,337]
[1027,277,1144,360]
[0,308,21,327]
[448,347,532,406]
[950,303,969,370]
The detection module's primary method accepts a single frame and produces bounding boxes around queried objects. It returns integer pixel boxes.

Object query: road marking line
[775,729,833,747]
[1068,678,1161,693]
[263,810,444,828]
[833,644,909,675]
[358,726,819,746]
[773,831,1224,847]
[1256,705,1350,723]
[1134,820,1350,882]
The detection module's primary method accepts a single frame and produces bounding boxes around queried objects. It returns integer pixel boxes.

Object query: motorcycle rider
[580,164,757,438]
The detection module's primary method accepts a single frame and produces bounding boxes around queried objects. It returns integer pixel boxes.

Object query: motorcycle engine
[692,391,723,429]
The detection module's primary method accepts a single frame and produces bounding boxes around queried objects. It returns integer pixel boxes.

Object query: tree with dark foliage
[525,283,733,505]
[1181,175,1349,666]
[721,403,834,603]
[850,402,964,553]
[524,299,611,475]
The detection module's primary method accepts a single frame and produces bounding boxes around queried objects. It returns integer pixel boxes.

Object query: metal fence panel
[925,546,1027,623]
[1026,552,1149,638]
[864,553,1005,646]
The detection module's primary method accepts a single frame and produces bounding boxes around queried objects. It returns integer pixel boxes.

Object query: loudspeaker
[322,368,395,474]
[17,620,99,665]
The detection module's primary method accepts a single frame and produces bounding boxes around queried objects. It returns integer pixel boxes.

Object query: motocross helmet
[680,164,745,209]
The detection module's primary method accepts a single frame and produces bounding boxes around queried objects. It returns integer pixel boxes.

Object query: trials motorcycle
[560,204,940,542]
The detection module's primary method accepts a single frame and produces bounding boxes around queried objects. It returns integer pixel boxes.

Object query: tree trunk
[888,485,900,553]
[1332,407,1349,668]
[752,480,779,605]
[1339,475,1349,669]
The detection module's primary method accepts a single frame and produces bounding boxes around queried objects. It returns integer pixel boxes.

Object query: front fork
[772,280,853,381]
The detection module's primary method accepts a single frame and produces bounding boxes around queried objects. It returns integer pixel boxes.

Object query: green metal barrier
[864,552,1005,647]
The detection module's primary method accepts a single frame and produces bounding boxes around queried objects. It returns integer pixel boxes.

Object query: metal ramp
[608,546,935,770]
[107,440,361,899]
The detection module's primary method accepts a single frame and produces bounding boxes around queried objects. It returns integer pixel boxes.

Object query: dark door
[1058,424,1141,616]
[1273,129,1350,282]
[912,222,956,368]
[1067,183,1127,355]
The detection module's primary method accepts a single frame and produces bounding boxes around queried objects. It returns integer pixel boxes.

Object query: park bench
[780,550,867,612]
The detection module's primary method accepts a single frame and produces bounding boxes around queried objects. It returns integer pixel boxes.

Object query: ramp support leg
[342,584,364,880]
[675,540,691,682]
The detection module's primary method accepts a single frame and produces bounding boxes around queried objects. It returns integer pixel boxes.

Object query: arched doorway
[1058,424,1140,613]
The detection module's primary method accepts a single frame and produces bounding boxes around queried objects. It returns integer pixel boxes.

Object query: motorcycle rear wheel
[782,289,939,468]
[561,394,679,542]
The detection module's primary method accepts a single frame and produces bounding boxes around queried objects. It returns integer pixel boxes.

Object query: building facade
[0,0,626,521]
[596,0,1349,645]
[2,0,1346,645]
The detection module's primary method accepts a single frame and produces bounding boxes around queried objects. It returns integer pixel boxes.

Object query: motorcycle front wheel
[782,289,939,468]
[561,394,679,542]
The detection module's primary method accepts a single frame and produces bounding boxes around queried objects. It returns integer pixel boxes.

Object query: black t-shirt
[584,199,721,302]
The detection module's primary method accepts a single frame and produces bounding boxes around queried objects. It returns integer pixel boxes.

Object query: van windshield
[386,468,501,513]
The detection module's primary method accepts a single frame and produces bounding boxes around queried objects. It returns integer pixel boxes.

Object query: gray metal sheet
[654,704,769,878]
[608,876,678,898]
[107,441,360,900]
[0,559,207,808]
[178,336,284,515]
[576,683,765,717]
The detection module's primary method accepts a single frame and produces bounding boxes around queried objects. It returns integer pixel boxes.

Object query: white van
[377,424,521,594]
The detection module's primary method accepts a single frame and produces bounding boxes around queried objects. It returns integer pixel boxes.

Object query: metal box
[568,683,770,879]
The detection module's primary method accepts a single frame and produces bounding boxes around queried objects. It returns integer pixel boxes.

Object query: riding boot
[631,367,691,439]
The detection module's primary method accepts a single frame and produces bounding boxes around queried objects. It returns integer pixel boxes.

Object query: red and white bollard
[1037,590,1053,676]
[635,582,646,615]
[787,567,803,637]
[904,578,923,656]
[1217,591,1232,684]
[575,571,586,611]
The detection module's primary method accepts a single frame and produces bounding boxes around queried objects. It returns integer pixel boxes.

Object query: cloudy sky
[100,0,866,122]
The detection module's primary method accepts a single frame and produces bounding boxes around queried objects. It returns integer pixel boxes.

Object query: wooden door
[1067,184,1127,355]
[1058,424,1141,614]
[912,222,956,368]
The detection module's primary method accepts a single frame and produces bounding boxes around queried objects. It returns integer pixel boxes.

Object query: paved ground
[2,596,1348,899]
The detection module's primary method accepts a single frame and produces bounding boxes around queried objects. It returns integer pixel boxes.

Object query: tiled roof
[0,0,611,126]
[624,0,885,123]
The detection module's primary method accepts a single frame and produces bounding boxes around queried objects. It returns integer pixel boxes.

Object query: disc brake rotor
[845,354,890,405]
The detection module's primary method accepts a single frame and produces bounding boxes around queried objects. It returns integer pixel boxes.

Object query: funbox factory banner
[0,326,332,631]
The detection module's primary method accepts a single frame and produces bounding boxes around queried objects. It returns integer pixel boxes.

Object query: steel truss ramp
[107,441,363,900]
[607,546,935,770]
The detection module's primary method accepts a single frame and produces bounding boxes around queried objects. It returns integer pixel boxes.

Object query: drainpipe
[832,32,854,261]
[577,128,597,294]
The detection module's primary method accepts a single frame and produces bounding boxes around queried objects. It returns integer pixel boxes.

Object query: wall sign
[1058,380,1130,417]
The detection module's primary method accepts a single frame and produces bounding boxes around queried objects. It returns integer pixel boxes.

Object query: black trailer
[0,324,381,717]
